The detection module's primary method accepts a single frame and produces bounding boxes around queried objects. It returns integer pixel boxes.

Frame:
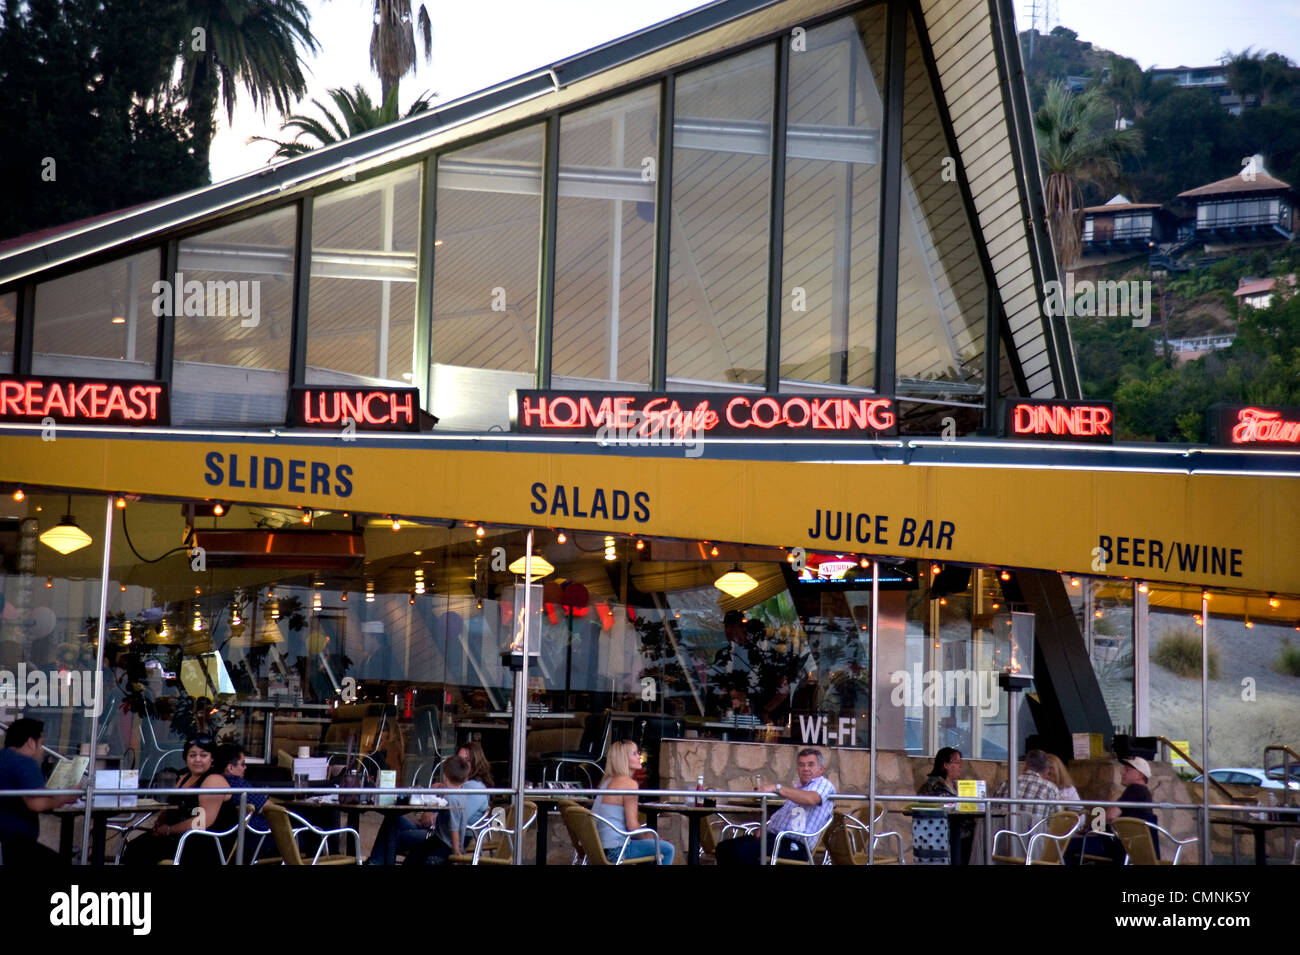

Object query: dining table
[639,800,763,865]
[54,798,169,865]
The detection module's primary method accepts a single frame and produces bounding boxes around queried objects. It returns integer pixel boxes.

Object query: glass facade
[668,46,775,388]
[779,11,885,391]
[306,168,421,388]
[552,88,660,388]
[0,291,14,374]
[173,207,298,425]
[32,250,159,379]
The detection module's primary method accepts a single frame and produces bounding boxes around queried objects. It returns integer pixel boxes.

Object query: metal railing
[6,782,1298,866]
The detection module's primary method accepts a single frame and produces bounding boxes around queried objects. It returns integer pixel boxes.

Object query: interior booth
[1,0,1298,865]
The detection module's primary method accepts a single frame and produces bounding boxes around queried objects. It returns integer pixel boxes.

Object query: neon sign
[289,386,431,432]
[1002,398,1113,443]
[1208,403,1300,446]
[0,375,169,425]
[512,390,898,439]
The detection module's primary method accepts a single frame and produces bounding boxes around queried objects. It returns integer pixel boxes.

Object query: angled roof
[1178,171,1294,198]
[0,0,1074,400]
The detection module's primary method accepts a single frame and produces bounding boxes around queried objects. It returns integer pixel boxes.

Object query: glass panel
[32,250,159,378]
[0,291,15,373]
[668,46,775,387]
[0,492,107,766]
[553,88,659,387]
[306,167,421,387]
[895,13,987,404]
[780,10,884,389]
[431,126,543,430]
[1066,575,1134,735]
[174,207,297,425]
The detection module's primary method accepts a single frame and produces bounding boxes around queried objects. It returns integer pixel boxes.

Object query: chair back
[1112,817,1159,865]
[262,804,305,866]
[910,808,951,865]
[826,811,865,865]
[561,805,612,866]
[577,711,613,758]
[1035,811,1082,864]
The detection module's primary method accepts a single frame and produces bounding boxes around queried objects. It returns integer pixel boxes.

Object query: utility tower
[1023,0,1058,60]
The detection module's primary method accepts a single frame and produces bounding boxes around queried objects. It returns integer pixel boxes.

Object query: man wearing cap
[1108,756,1157,826]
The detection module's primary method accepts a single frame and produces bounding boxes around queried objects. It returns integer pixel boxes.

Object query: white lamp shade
[40,518,93,555]
[508,554,554,579]
[714,567,758,598]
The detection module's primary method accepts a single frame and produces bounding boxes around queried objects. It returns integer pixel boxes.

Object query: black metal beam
[874,0,907,397]
[764,39,790,393]
[651,75,675,391]
[286,198,313,392]
[156,240,178,383]
[14,283,34,375]
[536,115,560,388]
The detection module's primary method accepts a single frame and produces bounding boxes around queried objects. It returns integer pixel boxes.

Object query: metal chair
[409,707,451,787]
[157,808,256,865]
[135,702,183,785]
[992,817,1048,864]
[261,804,361,865]
[833,807,903,864]
[541,711,612,787]
[1022,811,1085,865]
[562,804,662,865]
[451,801,538,865]
[1112,817,1197,865]
[767,814,834,865]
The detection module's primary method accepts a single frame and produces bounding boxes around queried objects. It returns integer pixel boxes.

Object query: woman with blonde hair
[1045,753,1080,801]
[590,740,676,864]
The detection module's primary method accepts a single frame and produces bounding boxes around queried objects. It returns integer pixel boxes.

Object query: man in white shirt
[715,748,835,864]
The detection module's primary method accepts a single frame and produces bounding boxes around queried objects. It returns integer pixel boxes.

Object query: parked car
[1192,768,1300,790]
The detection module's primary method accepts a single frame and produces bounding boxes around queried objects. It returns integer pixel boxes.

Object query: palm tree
[250,85,434,158]
[1034,80,1142,267]
[178,0,320,170]
[371,1,433,107]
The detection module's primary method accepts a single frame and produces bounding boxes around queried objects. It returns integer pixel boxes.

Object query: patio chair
[451,801,538,865]
[409,706,451,787]
[828,807,902,864]
[1022,811,1085,865]
[1112,817,1197,865]
[767,814,834,865]
[261,804,360,865]
[157,809,256,865]
[541,710,612,787]
[561,804,661,865]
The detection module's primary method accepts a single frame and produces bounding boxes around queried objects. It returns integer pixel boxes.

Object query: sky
[210,0,1300,183]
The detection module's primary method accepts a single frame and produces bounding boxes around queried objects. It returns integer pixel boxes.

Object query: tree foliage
[250,85,433,158]
[370,1,433,107]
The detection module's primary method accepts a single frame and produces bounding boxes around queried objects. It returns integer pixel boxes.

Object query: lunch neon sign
[0,375,169,425]
[513,390,897,439]
[290,386,430,432]
[1002,399,1113,443]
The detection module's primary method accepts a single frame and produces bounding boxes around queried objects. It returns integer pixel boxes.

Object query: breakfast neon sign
[0,375,169,425]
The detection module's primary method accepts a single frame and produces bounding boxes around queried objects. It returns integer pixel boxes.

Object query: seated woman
[1045,753,1081,804]
[123,736,236,866]
[457,741,494,788]
[592,740,675,865]
[917,747,974,864]
[917,747,962,797]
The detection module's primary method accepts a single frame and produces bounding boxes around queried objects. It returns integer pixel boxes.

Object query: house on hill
[1080,194,1184,259]
[1177,157,1296,248]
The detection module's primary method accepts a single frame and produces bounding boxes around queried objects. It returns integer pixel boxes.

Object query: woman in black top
[918,747,963,797]
[123,737,236,866]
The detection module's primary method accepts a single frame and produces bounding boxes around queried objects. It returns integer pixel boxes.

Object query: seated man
[400,756,489,866]
[0,718,80,867]
[993,748,1060,831]
[715,748,835,865]
[1068,755,1158,864]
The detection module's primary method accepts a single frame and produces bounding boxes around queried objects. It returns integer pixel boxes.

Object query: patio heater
[995,612,1035,813]
[500,530,541,864]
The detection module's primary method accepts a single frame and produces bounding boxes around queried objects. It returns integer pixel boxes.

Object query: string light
[392,517,401,531]
[301,509,312,525]
[1137,582,1149,594]
[710,545,719,558]
[476,525,486,538]
[115,496,127,509]
[12,489,24,502]
[1268,595,1280,610]
[1000,570,1011,582]
[1069,577,1081,587]
[635,539,644,551]
[556,531,567,544]
[45,577,53,589]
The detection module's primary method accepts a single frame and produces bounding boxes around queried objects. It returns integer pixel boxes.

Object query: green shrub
[1152,627,1219,678]
[1274,639,1300,678]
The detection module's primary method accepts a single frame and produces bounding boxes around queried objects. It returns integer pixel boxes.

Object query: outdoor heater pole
[868,560,879,864]
[507,530,534,865]
[80,496,114,865]
[1200,592,1210,863]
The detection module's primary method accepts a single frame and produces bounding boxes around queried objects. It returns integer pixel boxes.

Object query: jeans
[715,831,810,865]
[367,814,432,864]
[604,837,675,865]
